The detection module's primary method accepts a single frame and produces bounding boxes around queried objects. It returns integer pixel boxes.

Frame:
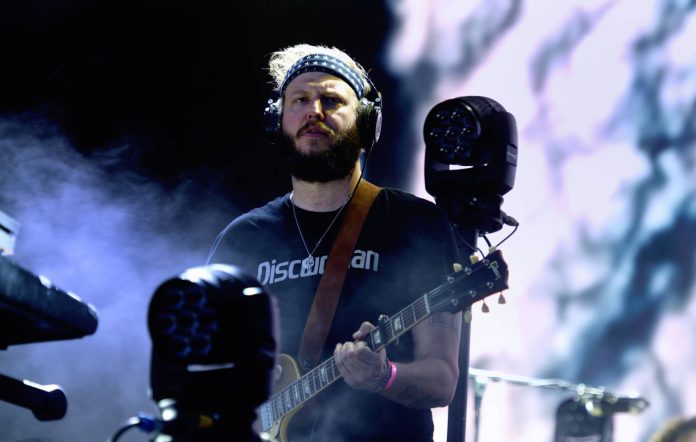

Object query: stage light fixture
[424,96,518,233]
[428,97,520,442]
[147,264,276,441]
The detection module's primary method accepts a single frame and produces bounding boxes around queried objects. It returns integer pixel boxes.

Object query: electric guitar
[255,249,509,442]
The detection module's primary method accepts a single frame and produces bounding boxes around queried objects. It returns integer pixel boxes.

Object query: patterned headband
[279,53,366,99]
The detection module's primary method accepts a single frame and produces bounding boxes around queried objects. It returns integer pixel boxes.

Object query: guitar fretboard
[264,294,432,426]
[267,355,340,424]
[368,296,430,352]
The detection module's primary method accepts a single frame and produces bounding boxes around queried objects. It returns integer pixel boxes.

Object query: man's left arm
[335,310,462,409]
[335,198,462,408]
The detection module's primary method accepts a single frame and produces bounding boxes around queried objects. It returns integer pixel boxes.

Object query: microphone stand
[446,224,478,442]
[465,367,649,441]
[470,375,488,442]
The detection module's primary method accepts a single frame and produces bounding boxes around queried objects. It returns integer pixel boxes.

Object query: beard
[277,122,363,183]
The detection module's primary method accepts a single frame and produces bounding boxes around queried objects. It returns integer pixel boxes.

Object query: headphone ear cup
[358,98,382,155]
[263,98,282,138]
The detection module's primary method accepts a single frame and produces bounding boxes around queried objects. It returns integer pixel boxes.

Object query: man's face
[278,71,364,182]
[282,71,359,154]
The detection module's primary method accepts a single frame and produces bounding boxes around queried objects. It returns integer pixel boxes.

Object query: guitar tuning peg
[464,308,472,323]
[498,293,506,304]
[453,262,463,273]
[481,301,490,313]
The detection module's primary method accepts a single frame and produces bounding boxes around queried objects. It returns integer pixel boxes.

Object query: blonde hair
[267,44,371,94]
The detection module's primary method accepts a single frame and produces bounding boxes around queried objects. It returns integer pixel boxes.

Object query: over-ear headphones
[356,78,383,155]
[263,54,383,155]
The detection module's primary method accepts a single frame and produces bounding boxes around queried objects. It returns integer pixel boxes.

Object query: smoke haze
[0,115,237,441]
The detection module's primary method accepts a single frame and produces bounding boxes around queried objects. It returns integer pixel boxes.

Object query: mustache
[297,121,335,137]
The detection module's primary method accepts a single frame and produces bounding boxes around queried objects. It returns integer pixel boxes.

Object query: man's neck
[290,165,361,212]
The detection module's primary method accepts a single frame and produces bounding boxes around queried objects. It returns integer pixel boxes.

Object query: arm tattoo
[398,386,437,408]
[398,385,419,401]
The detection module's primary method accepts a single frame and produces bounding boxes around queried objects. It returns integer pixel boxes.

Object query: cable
[108,417,140,442]
[453,228,485,258]
[108,413,161,442]
[493,223,519,249]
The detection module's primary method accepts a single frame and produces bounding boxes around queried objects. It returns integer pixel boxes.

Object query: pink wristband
[383,361,398,391]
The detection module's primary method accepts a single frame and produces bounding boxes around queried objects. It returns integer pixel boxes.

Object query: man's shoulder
[231,194,289,228]
[209,194,289,264]
[380,187,435,205]
[378,187,445,216]
[372,187,457,242]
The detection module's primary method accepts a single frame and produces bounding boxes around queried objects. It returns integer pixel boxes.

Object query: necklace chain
[290,192,348,270]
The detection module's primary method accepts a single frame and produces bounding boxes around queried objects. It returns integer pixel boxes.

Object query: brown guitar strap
[297,179,382,373]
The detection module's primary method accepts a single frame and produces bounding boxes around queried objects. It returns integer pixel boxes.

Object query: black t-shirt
[210,187,459,442]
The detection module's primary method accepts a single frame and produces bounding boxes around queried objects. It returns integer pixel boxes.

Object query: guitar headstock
[428,249,509,314]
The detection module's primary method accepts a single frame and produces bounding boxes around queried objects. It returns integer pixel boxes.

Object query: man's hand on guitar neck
[334,321,389,392]
[335,312,462,409]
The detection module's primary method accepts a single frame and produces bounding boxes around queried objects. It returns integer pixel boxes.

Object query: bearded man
[208,44,463,442]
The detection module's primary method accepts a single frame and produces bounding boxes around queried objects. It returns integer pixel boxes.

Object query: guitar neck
[262,294,431,428]
[367,294,431,352]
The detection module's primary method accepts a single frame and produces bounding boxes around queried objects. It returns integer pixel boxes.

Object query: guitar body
[257,354,307,442]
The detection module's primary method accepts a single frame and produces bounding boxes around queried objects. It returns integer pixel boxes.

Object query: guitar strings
[267,255,504,423]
